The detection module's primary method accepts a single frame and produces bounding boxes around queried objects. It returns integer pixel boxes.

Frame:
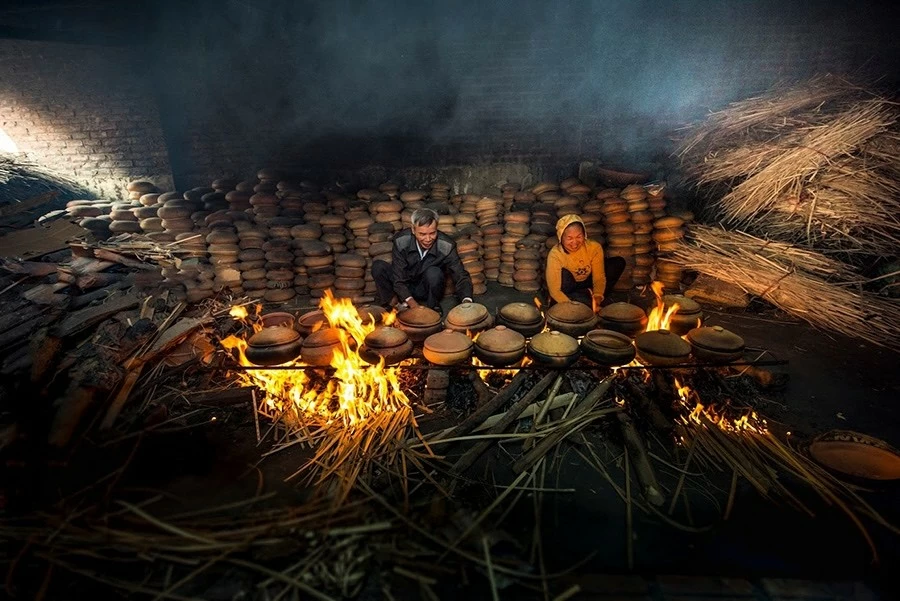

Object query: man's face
[413,221,438,250]
[561,223,585,253]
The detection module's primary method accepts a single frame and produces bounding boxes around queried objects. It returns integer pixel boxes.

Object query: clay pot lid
[547,301,595,324]
[499,302,543,325]
[662,294,701,315]
[583,329,634,351]
[686,326,744,353]
[364,326,409,350]
[424,329,473,354]
[809,430,900,480]
[398,306,442,327]
[601,302,647,323]
[445,302,490,328]
[248,326,300,348]
[475,325,526,353]
[302,327,344,348]
[357,304,386,325]
[530,330,579,357]
[635,329,691,358]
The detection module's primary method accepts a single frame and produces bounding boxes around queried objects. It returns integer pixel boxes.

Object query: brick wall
[0,39,173,200]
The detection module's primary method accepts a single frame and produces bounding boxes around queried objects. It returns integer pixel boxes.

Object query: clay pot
[662,294,703,335]
[581,329,636,366]
[634,329,691,366]
[474,325,526,366]
[297,309,327,335]
[423,329,473,365]
[245,326,303,366]
[496,302,545,337]
[300,327,349,367]
[528,330,580,367]
[546,301,598,337]
[359,326,413,365]
[686,325,744,363]
[356,304,387,326]
[260,311,295,329]
[397,306,443,342]
[600,302,648,337]
[809,430,900,481]
[444,302,493,334]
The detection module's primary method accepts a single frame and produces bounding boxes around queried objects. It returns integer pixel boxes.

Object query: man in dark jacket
[372,208,474,313]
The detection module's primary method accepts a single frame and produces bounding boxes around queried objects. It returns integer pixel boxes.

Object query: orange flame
[645,281,679,332]
[221,291,410,428]
[534,296,542,311]
[673,377,767,434]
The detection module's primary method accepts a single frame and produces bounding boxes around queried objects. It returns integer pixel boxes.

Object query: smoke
[150,0,900,173]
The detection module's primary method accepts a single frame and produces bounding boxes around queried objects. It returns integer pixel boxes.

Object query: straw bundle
[670,226,900,350]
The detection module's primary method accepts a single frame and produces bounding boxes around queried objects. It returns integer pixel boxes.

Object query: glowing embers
[674,377,768,435]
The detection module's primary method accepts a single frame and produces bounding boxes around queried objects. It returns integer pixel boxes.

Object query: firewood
[29,326,62,384]
[624,379,673,435]
[69,279,132,309]
[75,272,127,291]
[93,248,159,271]
[434,370,529,442]
[467,371,496,406]
[0,313,55,352]
[0,303,45,334]
[616,411,666,507]
[451,371,557,475]
[22,283,70,306]
[50,293,139,338]
[48,384,99,447]
[0,258,58,277]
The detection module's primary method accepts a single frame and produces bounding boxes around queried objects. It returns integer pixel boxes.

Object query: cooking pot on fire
[686,325,744,363]
[423,329,474,366]
[580,329,636,367]
[634,329,691,366]
[496,302,545,338]
[528,330,580,367]
[474,325,526,367]
[359,326,413,366]
[444,301,493,334]
[600,302,648,337]
[546,301,598,338]
[245,326,303,366]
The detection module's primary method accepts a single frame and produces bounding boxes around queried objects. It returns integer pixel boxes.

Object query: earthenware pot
[397,306,443,342]
[445,302,493,334]
[634,329,691,366]
[496,302,545,337]
[259,311,295,329]
[528,330,579,367]
[546,301,598,337]
[600,302,648,337]
[356,304,387,326]
[245,326,303,366]
[686,325,744,363]
[809,430,900,481]
[580,329,636,366]
[662,294,703,335]
[296,309,327,336]
[359,326,413,365]
[423,329,473,365]
[300,327,349,367]
[474,325,526,367]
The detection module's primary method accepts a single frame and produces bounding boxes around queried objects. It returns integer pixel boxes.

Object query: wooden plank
[0,220,86,259]
[49,293,139,338]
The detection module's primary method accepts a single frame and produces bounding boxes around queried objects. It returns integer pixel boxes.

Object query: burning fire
[645,281,680,332]
[674,378,767,435]
[220,291,409,428]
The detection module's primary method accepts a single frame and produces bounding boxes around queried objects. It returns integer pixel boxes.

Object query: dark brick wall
[0,39,173,199]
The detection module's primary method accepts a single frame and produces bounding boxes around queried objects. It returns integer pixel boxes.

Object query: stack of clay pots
[348,213,374,257]
[249,192,279,225]
[225,189,252,213]
[371,197,403,233]
[319,214,348,254]
[207,223,241,294]
[618,185,653,287]
[68,200,113,239]
[436,213,457,238]
[646,184,668,217]
[332,253,368,302]
[126,180,158,201]
[300,240,333,300]
[499,210,529,288]
[580,198,605,244]
[367,222,394,265]
[456,238,486,296]
[236,242,267,300]
[598,188,634,293]
[108,200,142,235]
[211,178,237,193]
[430,183,451,204]
[289,224,321,297]
[500,183,519,209]
[512,239,543,293]
[157,192,195,243]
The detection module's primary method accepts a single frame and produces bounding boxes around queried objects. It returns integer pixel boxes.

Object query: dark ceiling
[0,0,160,44]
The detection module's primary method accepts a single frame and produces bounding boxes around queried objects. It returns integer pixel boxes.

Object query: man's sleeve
[391,241,413,301]
[590,244,606,300]
[545,250,569,304]
[445,245,474,302]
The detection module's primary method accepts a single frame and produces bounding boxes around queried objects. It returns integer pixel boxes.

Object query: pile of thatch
[0,153,91,228]
[677,75,900,259]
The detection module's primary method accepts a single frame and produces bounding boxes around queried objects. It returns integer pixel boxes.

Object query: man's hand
[406,298,420,309]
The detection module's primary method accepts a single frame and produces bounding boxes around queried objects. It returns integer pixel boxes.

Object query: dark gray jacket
[390,229,474,302]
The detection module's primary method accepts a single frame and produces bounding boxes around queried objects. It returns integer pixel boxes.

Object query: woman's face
[561,223,585,253]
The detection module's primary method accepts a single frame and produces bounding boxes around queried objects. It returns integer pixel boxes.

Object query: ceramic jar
[444,302,493,334]
[528,330,580,367]
[662,295,703,335]
[397,306,443,342]
[686,325,744,363]
[300,327,348,367]
[245,326,303,366]
[496,302,545,337]
[359,326,413,366]
[423,329,474,365]
[546,301,598,337]
[297,309,328,336]
[474,325,526,366]
[356,304,388,326]
[634,329,691,366]
[600,302,648,337]
[260,312,295,329]
[580,329,636,366]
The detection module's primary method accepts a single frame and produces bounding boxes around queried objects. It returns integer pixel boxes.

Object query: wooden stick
[524,374,565,451]
[624,446,634,570]
[451,371,556,475]
[482,536,500,601]
[616,411,666,507]
[434,370,529,442]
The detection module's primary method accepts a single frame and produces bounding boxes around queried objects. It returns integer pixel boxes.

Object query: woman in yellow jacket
[545,214,626,309]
